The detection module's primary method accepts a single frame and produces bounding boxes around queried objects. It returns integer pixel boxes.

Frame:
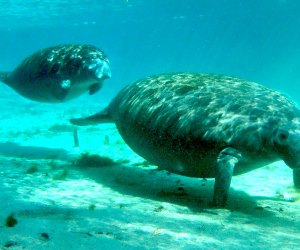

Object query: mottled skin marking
[0,44,111,103]
[71,73,300,207]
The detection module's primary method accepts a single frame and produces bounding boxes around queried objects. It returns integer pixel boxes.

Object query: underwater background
[0,1,300,249]
[1,0,300,102]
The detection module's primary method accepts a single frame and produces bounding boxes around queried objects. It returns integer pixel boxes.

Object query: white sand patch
[0,97,299,249]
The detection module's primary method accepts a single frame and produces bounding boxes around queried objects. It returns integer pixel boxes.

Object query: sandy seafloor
[0,89,299,250]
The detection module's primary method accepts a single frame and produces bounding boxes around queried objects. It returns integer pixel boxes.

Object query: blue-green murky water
[0,1,300,249]
[1,0,300,101]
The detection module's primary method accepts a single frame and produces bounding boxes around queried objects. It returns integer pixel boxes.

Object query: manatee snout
[273,128,300,187]
[285,147,300,170]
[275,129,300,169]
[87,58,111,80]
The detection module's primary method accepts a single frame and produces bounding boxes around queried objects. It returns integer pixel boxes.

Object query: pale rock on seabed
[0,93,299,250]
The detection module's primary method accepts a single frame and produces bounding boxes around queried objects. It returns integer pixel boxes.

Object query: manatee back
[8,44,108,84]
[109,73,300,151]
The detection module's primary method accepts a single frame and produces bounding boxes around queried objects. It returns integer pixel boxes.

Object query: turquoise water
[0,1,300,249]
[1,0,300,101]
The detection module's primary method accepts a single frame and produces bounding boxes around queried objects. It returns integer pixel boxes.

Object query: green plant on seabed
[52,169,69,180]
[26,164,39,174]
[88,204,96,210]
[75,152,117,167]
[5,213,18,227]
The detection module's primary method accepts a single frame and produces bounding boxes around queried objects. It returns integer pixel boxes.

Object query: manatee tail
[70,107,113,126]
[0,71,10,83]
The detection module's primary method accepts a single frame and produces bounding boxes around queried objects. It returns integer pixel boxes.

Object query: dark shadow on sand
[75,162,280,218]
[0,142,69,160]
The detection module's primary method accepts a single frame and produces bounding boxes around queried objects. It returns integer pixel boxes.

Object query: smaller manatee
[0,44,111,103]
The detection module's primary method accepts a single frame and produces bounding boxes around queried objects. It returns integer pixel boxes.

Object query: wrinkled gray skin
[0,44,111,103]
[70,73,300,207]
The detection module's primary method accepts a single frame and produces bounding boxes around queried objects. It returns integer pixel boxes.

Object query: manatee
[0,44,111,103]
[70,73,300,206]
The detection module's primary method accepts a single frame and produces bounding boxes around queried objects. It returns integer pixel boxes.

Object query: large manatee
[70,73,300,206]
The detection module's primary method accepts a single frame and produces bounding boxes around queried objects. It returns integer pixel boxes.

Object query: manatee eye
[279,132,288,141]
[274,128,289,145]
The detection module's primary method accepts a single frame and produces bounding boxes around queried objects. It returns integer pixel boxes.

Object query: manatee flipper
[70,108,113,126]
[0,72,10,83]
[89,83,102,95]
[52,79,72,100]
[293,169,300,188]
[211,147,242,207]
